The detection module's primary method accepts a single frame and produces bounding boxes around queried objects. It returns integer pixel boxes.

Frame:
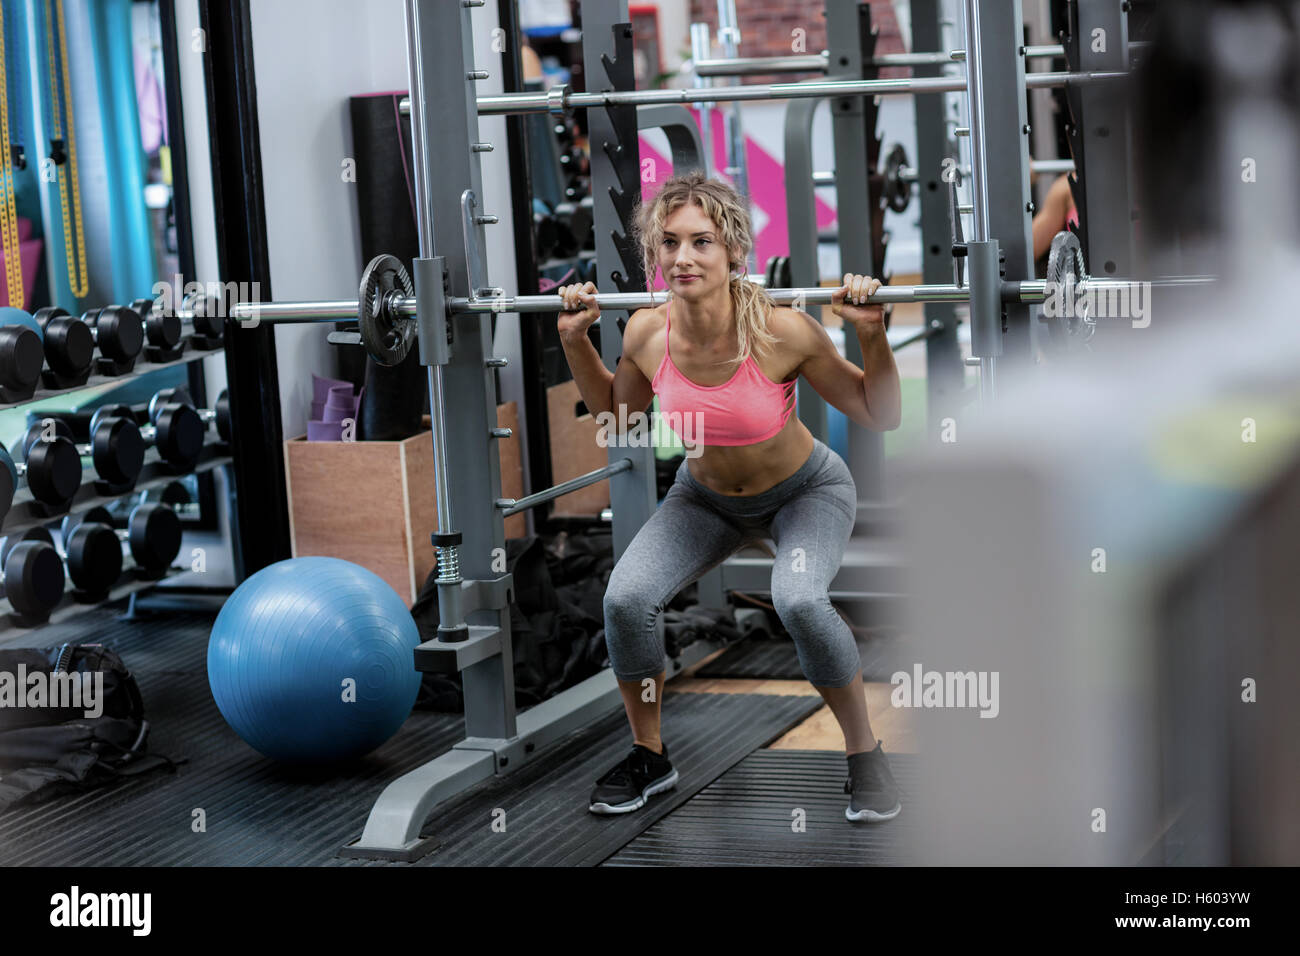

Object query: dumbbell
[30,307,96,388]
[0,526,65,625]
[0,307,47,403]
[80,305,145,375]
[88,394,208,473]
[0,427,82,511]
[60,501,182,588]
[178,291,226,346]
[19,414,146,496]
[146,385,232,448]
[129,297,185,362]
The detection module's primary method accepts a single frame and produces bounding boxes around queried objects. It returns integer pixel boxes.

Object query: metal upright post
[579,1,657,565]
[404,0,514,740]
[827,0,884,505]
[690,22,715,176]
[971,0,1035,373]
[911,0,964,440]
[783,94,827,445]
[1072,0,1137,343]
[716,0,750,210]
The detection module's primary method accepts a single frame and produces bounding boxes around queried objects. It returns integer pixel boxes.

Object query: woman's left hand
[830,273,886,331]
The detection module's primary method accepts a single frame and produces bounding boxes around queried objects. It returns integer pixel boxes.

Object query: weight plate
[0,446,16,525]
[358,254,416,367]
[1044,230,1093,346]
[883,143,911,214]
[46,314,95,376]
[95,306,145,361]
[61,505,115,543]
[149,387,194,425]
[215,390,232,443]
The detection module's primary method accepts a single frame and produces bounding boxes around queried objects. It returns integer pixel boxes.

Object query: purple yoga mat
[312,372,352,404]
[307,420,344,442]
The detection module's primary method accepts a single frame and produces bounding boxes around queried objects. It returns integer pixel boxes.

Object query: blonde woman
[557,172,903,822]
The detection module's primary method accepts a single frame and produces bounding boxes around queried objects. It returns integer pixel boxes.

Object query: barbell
[397,69,1127,118]
[206,237,1213,367]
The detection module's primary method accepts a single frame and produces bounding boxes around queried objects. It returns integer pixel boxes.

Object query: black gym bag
[0,643,177,810]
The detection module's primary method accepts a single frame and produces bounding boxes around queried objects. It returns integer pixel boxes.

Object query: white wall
[248,0,410,440]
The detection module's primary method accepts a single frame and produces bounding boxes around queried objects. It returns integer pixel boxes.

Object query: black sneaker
[844,742,902,823]
[589,743,678,814]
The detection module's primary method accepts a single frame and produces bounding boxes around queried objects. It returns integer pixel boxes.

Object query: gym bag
[0,643,176,810]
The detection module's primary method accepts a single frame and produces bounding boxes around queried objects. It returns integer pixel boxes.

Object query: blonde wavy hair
[632,171,779,369]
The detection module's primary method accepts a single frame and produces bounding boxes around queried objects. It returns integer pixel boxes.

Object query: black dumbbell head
[67,522,123,595]
[24,436,82,504]
[89,403,137,437]
[0,325,45,392]
[22,418,74,460]
[91,416,146,486]
[148,387,194,425]
[3,540,65,618]
[0,445,16,527]
[92,306,145,362]
[60,505,115,543]
[189,294,224,338]
[215,390,231,443]
[32,306,71,329]
[158,480,192,507]
[128,503,182,575]
[154,404,205,471]
[0,525,55,569]
[42,312,95,377]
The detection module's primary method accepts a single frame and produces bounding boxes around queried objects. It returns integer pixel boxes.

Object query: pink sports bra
[650,300,797,447]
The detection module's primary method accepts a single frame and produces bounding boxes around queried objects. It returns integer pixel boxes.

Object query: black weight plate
[358,254,415,367]
[0,526,55,569]
[149,387,193,424]
[33,306,71,327]
[67,523,123,594]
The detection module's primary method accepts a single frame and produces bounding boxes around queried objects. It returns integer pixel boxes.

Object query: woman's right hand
[556,282,600,340]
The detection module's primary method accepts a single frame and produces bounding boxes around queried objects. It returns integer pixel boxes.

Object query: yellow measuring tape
[0,8,26,309]
[45,0,88,299]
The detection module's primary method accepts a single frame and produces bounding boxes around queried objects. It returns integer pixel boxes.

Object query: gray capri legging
[603,438,862,688]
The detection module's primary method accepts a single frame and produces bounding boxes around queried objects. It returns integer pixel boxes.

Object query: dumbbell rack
[0,343,223,412]
[0,312,231,636]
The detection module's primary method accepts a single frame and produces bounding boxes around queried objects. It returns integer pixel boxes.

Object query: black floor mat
[0,605,465,866]
[604,749,916,866]
[0,607,824,867]
[695,631,911,682]
[334,691,824,866]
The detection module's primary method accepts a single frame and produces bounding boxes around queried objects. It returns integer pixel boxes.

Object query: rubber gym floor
[0,598,917,867]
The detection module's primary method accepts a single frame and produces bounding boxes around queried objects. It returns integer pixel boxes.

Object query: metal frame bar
[689,45,1069,77]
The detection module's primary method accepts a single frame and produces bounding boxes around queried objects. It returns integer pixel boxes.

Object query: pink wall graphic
[638,108,837,290]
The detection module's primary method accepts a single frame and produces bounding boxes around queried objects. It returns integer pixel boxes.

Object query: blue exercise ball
[0,307,43,340]
[207,557,422,763]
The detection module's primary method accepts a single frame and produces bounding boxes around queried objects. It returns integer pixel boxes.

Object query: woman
[556,172,903,823]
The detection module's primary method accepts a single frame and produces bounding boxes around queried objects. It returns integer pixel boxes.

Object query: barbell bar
[397,69,1126,118]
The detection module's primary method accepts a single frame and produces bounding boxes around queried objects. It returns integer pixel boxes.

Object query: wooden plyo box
[546,380,611,515]
[285,402,524,606]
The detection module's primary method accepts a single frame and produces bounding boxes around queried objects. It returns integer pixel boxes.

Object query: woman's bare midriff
[638,304,817,497]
